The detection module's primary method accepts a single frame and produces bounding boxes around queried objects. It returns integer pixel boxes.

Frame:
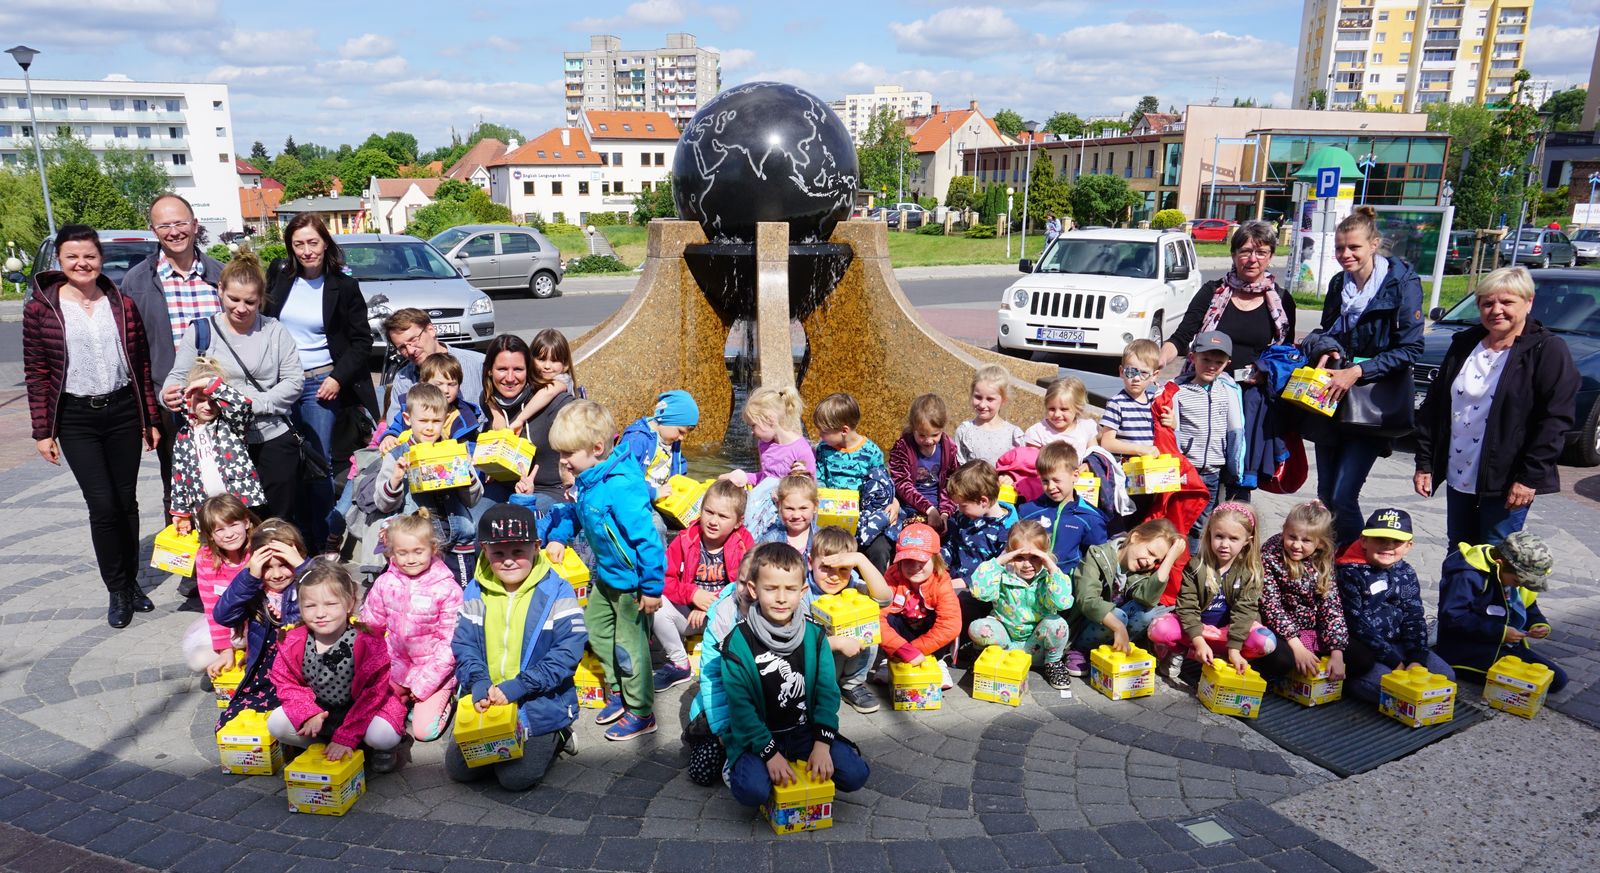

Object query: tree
[467,122,524,146]
[1231,96,1258,108]
[1540,88,1587,131]
[1452,97,1542,228]
[992,109,1023,139]
[249,141,269,164]
[1022,158,1071,228]
[632,178,676,225]
[268,152,303,184]
[944,175,976,210]
[100,146,172,214]
[1127,96,1159,128]
[1044,112,1084,138]
[0,169,48,268]
[1306,89,1328,110]
[403,201,477,239]
[282,136,299,159]
[1068,173,1139,227]
[382,131,419,165]
[1151,208,1187,230]
[282,163,336,201]
[44,137,143,229]
[1426,101,1496,190]
[856,106,915,201]
[337,147,400,187]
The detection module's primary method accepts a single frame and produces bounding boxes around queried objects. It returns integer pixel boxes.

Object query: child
[377,352,483,450]
[1335,508,1454,702]
[170,358,266,534]
[813,391,900,570]
[1065,519,1184,676]
[1024,377,1098,457]
[617,389,699,500]
[549,400,667,741]
[809,526,894,714]
[722,385,816,487]
[268,559,409,771]
[757,474,821,565]
[449,503,587,790]
[943,460,1020,584]
[1017,442,1108,576]
[684,550,758,785]
[183,494,256,676]
[214,519,308,726]
[654,479,753,692]
[1158,331,1243,547]
[493,329,578,435]
[968,520,1076,690]
[955,364,1025,465]
[1098,339,1162,459]
[879,523,962,690]
[1255,501,1350,681]
[888,394,959,533]
[721,542,870,809]
[1150,503,1278,682]
[360,512,464,743]
[1436,532,1565,691]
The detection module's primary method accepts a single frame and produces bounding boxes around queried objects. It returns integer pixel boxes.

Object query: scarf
[490,383,533,433]
[1338,255,1389,336]
[743,603,804,656]
[1202,270,1290,346]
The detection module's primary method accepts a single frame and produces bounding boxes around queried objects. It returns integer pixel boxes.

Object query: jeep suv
[996,229,1200,358]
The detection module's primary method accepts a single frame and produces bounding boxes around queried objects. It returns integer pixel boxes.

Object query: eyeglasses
[1235,248,1274,260]
[1121,367,1155,381]
[152,220,196,232]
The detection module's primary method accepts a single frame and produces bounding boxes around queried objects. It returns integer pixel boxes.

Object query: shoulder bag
[201,316,331,481]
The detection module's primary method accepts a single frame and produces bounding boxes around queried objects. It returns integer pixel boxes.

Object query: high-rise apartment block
[830,85,934,141]
[1292,0,1533,112]
[563,34,721,128]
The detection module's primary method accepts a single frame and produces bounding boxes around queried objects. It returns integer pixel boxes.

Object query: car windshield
[98,241,159,281]
[1438,275,1600,335]
[1514,229,1542,241]
[1034,239,1158,279]
[428,227,473,253]
[343,242,459,281]
[1574,229,1600,242]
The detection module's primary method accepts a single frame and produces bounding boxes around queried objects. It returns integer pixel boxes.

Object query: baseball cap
[1498,532,1553,589]
[894,523,940,564]
[1361,508,1413,542]
[478,503,537,546]
[1192,331,1234,358]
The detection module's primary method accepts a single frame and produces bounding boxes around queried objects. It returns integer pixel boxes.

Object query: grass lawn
[599,225,648,266]
[884,231,1050,267]
[1291,274,1472,313]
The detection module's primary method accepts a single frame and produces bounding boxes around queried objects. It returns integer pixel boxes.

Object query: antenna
[1209,77,1222,106]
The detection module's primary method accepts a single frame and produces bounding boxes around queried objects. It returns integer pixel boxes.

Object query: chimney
[969,99,978,112]
[930,103,940,115]
[506,138,519,152]
[561,129,571,147]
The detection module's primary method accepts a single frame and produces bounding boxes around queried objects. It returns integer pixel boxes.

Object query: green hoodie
[1072,540,1168,625]
[473,553,553,685]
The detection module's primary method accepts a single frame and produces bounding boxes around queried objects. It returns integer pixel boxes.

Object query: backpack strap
[191,317,211,355]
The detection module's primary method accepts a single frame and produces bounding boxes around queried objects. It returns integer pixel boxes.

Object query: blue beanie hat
[653,390,699,427]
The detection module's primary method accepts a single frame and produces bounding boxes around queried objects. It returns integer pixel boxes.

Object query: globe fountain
[573,81,1052,451]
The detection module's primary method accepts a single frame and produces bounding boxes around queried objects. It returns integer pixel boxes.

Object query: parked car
[1572,228,1600,264]
[336,234,495,355]
[1416,268,1600,466]
[32,230,159,293]
[428,224,564,299]
[996,229,1200,359]
[1188,218,1237,242]
[886,203,927,229]
[1442,230,1479,274]
[1497,227,1578,269]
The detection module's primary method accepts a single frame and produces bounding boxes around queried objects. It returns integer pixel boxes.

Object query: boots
[108,589,133,628]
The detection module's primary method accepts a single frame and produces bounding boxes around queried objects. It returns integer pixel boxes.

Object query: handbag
[201,317,331,481]
[1333,362,1415,438]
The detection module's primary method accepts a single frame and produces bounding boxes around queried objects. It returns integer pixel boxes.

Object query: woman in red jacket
[23,225,161,629]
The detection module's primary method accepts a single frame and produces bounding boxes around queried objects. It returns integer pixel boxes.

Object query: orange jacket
[879,564,961,661]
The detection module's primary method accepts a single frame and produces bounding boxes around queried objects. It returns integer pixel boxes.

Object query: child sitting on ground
[889,394,960,534]
[214,519,308,726]
[1150,503,1278,683]
[1335,508,1455,702]
[955,364,1025,465]
[968,520,1076,690]
[813,391,901,570]
[183,494,256,676]
[169,358,266,534]
[654,479,753,692]
[1024,377,1098,456]
[879,523,961,690]
[1255,501,1349,681]
[722,385,816,487]
[808,526,893,714]
[1158,331,1243,548]
[617,389,699,500]
[1064,519,1184,676]
[1099,339,1162,459]
[1017,442,1108,576]
[942,460,1019,632]
[1436,531,1565,693]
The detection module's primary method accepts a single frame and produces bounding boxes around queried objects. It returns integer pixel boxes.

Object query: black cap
[478,503,537,546]
[1361,508,1413,542]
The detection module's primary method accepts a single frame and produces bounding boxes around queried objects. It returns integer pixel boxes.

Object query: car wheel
[530,271,557,299]
[1569,253,1579,269]
[1148,311,1164,345]
[1539,255,1551,269]
[1563,398,1600,467]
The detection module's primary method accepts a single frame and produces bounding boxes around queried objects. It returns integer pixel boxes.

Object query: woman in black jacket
[1413,266,1579,548]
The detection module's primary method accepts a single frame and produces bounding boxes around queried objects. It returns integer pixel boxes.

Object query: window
[51,97,67,110]
[1405,10,1416,20]
[136,126,151,139]
[552,181,563,195]
[641,181,652,192]
[216,126,226,137]
[1402,32,1412,42]
[1373,53,1383,63]
[1473,45,1481,55]
[110,98,124,111]
[16,97,27,109]
[1393,95,1405,106]
[654,152,664,166]
[612,152,622,165]
[76,125,90,137]
[218,152,228,162]
[1378,11,1388,20]
[79,98,88,109]
[144,153,156,162]
[578,181,589,195]
[134,99,148,111]
[1369,73,1380,83]
[1399,53,1410,62]
[499,232,537,254]
[523,181,535,195]
[165,99,179,112]
[0,97,5,108]
[169,126,181,138]
[1397,73,1408,84]
[113,126,128,138]
[1376,32,1386,42]
[640,152,650,166]
[599,153,609,165]
[0,125,10,137]
[601,181,611,195]
[212,100,222,109]
[462,235,495,257]
[172,154,187,166]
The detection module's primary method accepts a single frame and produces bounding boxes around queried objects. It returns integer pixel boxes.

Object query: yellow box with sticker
[972,645,1031,706]
[1197,661,1268,719]
[655,475,712,528]
[889,659,943,711]
[151,524,201,577]
[816,487,861,535]
[1089,644,1156,700]
[574,650,609,708]
[454,699,525,767]
[763,761,835,834]
[472,429,536,482]
[551,548,590,607]
[1122,455,1181,495]
[212,649,246,708]
[1271,655,1343,706]
[217,709,282,776]
[284,745,365,816]
[1484,655,1554,719]
[1075,471,1101,505]
[408,440,475,493]
[1281,366,1338,417]
[1379,665,1456,728]
[687,635,703,676]
[997,482,1018,506]
[809,589,881,646]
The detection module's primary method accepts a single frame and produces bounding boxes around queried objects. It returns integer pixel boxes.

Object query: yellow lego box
[1378,665,1456,728]
[817,488,861,535]
[972,646,1031,706]
[808,589,881,646]
[212,649,246,709]
[1281,366,1338,417]
[454,699,525,767]
[472,429,536,482]
[1089,644,1156,700]
[687,635,703,677]
[1197,661,1268,719]
[1075,471,1101,506]
[217,710,282,776]
[890,659,943,711]
[574,650,609,708]
[997,482,1018,506]
[551,548,590,607]
[655,475,712,528]
[1484,655,1555,719]
[1122,455,1182,496]
[151,523,201,577]
[763,761,835,834]
[284,745,365,816]
[1271,656,1343,707]
[408,440,475,493]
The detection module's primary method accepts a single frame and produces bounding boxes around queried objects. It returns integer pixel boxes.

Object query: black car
[1415,269,1600,466]
[1442,230,1478,274]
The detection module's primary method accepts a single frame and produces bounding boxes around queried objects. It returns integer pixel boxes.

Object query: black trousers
[57,389,144,594]
[1256,636,1379,681]
[155,407,179,515]
[247,431,300,523]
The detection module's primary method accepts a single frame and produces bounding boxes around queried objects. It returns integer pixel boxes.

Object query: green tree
[856,106,915,200]
[283,163,336,201]
[101,145,172,214]
[992,109,1023,138]
[944,175,976,210]
[1068,173,1139,227]
[631,178,676,224]
[426,178,512,225]
[1023,158,1071,227]
[282,136,299,159]
[267,152,302,184]
[44,140,143,229]
[1426,101,1497,192]
[1453,96,1542,228]
[1540,88,1587,131]
[249,141,269,164]
[1044,112,1084,138]
[467,122,524,146]
[403,200,477,239]
[1128,96,1159,128]
[0,169,48,267]
[1231,96,1258,108]
[1151,208,1187,230]
[380,131,418,164]
[1306,89,1328,110]
[338,147,400,187]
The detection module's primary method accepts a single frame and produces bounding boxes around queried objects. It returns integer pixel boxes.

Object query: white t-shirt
[278,275,333,370]
[1446,341,1510,494]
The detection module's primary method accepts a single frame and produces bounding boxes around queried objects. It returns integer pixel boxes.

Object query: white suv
[996,229,1200,359]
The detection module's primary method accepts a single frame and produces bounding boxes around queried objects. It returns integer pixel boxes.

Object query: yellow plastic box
[1281,366,1338,417]
[817,488,861,535]
[408,440,475,493]
[472,429,536,482]
[1378,665,1457,728]
[454,699,525,767]
[284,745,365,816]
[655,475,712,528]
[574,650,608,708]
[1484,655,1555,719]
[217,710,282,776]
[1075,471,1101,506]
[1089,644,1156,700]
[687,635,703,677]
[972,646,1031,706]
[1123,455,1182,496]
[763,761,835,834]
[551,548,590,607]
[212,649,246,708]
[889,659,943,711]
[809,589,881,646]
[1197,661,1268,719]
[997,482,1018,506]
[151,524,201,577]
[1271,655,1343,706]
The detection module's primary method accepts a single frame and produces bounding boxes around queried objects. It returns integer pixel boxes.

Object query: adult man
[382,308,486,418]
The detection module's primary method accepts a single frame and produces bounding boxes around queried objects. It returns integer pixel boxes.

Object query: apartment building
[563,34,721,128]
[1292,0,1534,112]
[487,112,678,225]
[829,85,934,142]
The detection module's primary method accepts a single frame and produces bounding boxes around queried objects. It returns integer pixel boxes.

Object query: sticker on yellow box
[1378,665,1456,728]
[1074,471,1101,506]
[763,760,835,834]
[655,475,712,528]
[808,589,881,646]
[284,745,365,816]
[217,710,282,776]
[472,429,537,482]
[1197,660,1267,719]
[972,646,1031,706]
[1122,455,1181,496]
[889,659,943,711]
[574,650,609,708]
[212,649,246,708]
[1271,655,1343,706]
[1483,655,1554,719]
[816,488,861,535]
[551,548,590,606]
[454,699,526,767]
[1281,366,1338,417]
[408,440,475,493]
[1089,644,1156,700]
[151,523,201,577]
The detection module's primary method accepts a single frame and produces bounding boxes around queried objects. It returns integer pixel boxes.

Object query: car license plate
[436,322,459,335]
[1037,327,1086,344]
[1414,390,1428,410]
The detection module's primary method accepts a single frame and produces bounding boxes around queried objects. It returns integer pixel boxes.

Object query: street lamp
[1357,152,1377,205]
[1019,120,1039,261]
[6,45,57,236]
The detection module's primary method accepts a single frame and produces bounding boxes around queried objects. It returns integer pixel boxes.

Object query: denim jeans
[1445,487,1529,551]
[1074,600,1170,652]
[837,644,877,691]
[728,733,869,808]
[1190,468,1222,553]
[292,370,338,546]
[1315,435,1385,547]
[1346,649,1455,703]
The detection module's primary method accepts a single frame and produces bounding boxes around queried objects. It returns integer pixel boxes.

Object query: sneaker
[842,684,880,714]
[937,660,954,690]
[1064,650,1088,677]
[652,662,693,692]
[604,712,657,741]
[370,736,414,774]
[1043,660,1073,690]
[868,664,889,685]
[557,728,578,758]
[176,574,198,598]
[1178,657,1202,686]
[595,693,626,725]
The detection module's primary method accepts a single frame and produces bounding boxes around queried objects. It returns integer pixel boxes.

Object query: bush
[206,243,233,264]
[915,222,946,236]
[552,212,566,224]
[963,224,997,239]
[587,211,621,227]
[545,222,583,237]
[1151,209,1187,230]
[945,175,976,210]
[917,196,938,211]
[523,213,546,230]
[256,242,287,266]
[564,254,631,274]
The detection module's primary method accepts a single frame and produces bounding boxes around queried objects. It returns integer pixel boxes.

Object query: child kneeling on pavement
[1335,508,1455,702]
[1435,531,1567,694]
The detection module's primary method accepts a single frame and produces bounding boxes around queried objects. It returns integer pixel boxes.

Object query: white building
[563,33,720,128]
[366,178,443,235]
[900,101,1010,205]
[444,138,509,191]
[0,76,244,235]
[830,85,934,142]
[488,112,678,225]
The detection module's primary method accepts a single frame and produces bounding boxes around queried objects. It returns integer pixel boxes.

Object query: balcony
[1497,25,1524,35]
[1424,38,1460,48]
[1337,61,1367,70]
[1337,17,1372,28]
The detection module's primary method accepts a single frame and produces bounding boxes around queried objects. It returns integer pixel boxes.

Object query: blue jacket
[617,417,685,483]
[856,465,903,546]
[1018,495,1108,576]
[1434,544,1552,678]
[1335,542,1429,668]
[213,559,306,681]
[942,503,1019,580]
[691,582,741,734]
[379,395,484,448]
[1318,255,1425,382]
[572,449,668,595]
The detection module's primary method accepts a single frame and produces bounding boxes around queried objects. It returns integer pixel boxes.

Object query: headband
[1214,501,1256,528]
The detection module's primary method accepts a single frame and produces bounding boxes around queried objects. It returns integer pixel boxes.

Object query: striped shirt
[1174,381,1233,470]
[157,251,221,351]
[1100,390,1155,448]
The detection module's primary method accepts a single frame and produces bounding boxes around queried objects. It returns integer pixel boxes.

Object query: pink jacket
[359,557,463,699]
[663,524,753,607]
[270,625,405,749]
[196,546,247,653]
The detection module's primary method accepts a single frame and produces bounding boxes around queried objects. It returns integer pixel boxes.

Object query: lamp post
[1019,120,1040,261]
[1587,171,1600,229]
[6,45,57,237]
[1357,152,1377,205]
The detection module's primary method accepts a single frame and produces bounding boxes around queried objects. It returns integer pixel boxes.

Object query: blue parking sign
[1316,167,1341,198]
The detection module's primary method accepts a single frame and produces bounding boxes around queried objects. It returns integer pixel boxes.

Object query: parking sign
[1316,167,1341,199]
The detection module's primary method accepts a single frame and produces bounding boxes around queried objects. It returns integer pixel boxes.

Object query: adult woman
[265,214,377,545]
[1306,206,1424,545]
[1413,266,1578,547]
[1162,220,1297,376]
[164,251,305,522]
[23,225,162,628]
[482,334,573,509]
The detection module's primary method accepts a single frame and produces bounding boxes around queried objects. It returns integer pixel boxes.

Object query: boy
[548,400,667,740]
[1159,330,1243,548]
[365,383,482,583]
[1099,338,1162,459]
[617,389,698,500]
[378,352,483,451]
[653,479,753,692]
[1335,508,1455,702]
[942,460,1019,634]
[1435,531,1567,694]
[1017,442,1108,576]
[722,543,870,809]
[449,503,587,791]
[813,391,900,570]
[809,526,894,714]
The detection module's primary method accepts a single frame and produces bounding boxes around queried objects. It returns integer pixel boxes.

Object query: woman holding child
[481,333,573,509]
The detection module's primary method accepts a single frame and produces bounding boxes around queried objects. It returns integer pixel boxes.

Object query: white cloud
[339,33,395,59]
[717,48,756,70]
[0,0,221,47]
[704,4,742,30]
[890,7,1032,58]
[219,28,316,56]
[575,0,685,30]
[1524,24,1599,86]
[485,36,521,53]
[1538,0,1600,28]
[319,56,409,80]
[321,96,353,110]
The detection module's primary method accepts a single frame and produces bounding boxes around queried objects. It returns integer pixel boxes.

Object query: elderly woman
[1413,266,1578,547]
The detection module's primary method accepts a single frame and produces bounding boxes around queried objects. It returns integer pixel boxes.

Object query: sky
[1,0,1596,154]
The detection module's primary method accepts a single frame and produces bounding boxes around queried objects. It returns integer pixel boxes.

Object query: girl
[757,474,821,565]
[879,523,961,690]
[510,328,578,424]
[183,494,257,676]
[1065,518,1184,676]
[268,560,409,772]
[967,521,1075,690]
[723,385,816,488]
[888,394,959,533]
[1023,377,1098,457]
[955,364,1024,466]
[214,519,308,727]
[655,480,752,692]
[1149,503,1278,681]
[1256,501,1348,681]
[481,334,573,509]
[360,512,464,743]
[170,357,266,534]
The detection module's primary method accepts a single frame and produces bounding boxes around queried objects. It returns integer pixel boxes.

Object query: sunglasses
[1121,367,1155,380]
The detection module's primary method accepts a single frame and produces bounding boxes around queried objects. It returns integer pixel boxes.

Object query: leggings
[1147,613,1277,660]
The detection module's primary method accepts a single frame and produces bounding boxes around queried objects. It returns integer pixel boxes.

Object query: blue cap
[653,390,700,427]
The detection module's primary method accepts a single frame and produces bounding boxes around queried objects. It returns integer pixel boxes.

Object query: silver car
[335,234,495,353]
[1572,228,1600,264]
[30,230,160,296]
[1497,228,1578,269]
[429,224,565,299]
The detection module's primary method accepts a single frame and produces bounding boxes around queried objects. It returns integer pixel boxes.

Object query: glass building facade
[1260,132,1450,218]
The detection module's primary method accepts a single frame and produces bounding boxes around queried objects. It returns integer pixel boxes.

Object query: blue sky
[1,0,1595,153]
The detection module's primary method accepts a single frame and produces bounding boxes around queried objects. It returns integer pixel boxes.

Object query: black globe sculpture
[672,82,859,244]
